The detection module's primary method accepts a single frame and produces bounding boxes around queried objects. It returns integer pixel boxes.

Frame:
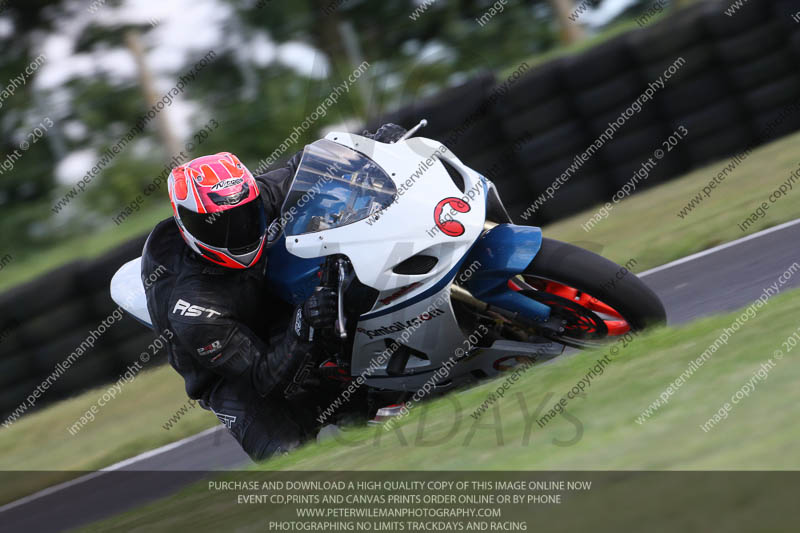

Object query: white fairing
[286,134,486,308]
[352,286,466,390]
[285,133,562,390]
[110,258,153,328]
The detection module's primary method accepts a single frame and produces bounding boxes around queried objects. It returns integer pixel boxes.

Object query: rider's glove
[302,287,338,331]
[363,123,407,143]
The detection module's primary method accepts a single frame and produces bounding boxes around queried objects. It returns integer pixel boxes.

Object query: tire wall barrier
[2,0,799,419]
[0,235,162,420]
[369,0,800,223]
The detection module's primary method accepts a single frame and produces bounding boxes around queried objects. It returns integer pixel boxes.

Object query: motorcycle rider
[141,124,406,461]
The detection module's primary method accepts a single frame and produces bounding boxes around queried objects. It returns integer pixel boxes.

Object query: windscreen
[282,139,397,236]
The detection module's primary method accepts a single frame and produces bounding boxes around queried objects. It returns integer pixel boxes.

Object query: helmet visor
[178,200,267,254]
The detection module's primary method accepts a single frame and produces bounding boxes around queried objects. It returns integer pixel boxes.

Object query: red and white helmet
[168,152,267,269]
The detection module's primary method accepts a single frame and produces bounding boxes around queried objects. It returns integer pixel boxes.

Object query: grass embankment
[0,365,218,505]
[544,129,800,271]
[80,287,799,530]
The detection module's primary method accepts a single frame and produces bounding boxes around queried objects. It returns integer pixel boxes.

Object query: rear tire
[524,238,666,333]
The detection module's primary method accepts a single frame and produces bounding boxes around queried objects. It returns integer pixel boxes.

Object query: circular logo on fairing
[433,197,471,237]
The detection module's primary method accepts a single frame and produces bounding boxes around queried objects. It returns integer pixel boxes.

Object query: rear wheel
[517,238,666,348]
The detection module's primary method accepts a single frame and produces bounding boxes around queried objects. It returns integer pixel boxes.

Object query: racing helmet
[168,152,267,269]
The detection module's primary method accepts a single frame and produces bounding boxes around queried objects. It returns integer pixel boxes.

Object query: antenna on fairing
[397,119,428,142]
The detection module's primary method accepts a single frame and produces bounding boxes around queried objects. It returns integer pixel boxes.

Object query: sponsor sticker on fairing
[357,308,445,339]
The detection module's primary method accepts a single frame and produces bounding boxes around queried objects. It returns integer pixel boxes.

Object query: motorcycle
[111,119,666,420]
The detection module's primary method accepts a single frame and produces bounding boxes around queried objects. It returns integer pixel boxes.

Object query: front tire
[521,238,666,346]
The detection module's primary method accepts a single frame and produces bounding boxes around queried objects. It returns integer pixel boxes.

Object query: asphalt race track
[2,219,800,531]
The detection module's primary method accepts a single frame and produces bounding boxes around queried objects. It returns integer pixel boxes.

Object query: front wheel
[517,238,666,348]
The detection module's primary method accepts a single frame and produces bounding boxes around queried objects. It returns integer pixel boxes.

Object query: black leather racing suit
[140,124,406,461]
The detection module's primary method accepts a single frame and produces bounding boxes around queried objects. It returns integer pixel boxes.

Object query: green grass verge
[0,365,218,505]
[261,288,800,471]
[77,287,800,531]
[544,129,800,272]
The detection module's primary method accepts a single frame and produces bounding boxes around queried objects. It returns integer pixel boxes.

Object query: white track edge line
[638,218,800,277]
[102,425,224,471]
[0,426,224,514]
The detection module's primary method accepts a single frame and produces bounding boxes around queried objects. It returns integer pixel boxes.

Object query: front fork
[319,255,351,333]
[450,285,566,337]
[319,255,352,367]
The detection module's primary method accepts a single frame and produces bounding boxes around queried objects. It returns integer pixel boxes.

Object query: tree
[547,0,586,43]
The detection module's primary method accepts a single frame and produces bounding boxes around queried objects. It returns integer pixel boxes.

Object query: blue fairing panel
[266,236,324,305]
[464,224,551,322]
